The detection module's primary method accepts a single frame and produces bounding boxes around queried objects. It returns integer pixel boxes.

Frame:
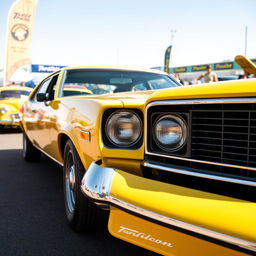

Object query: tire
[0,126,4,133]
[63,139,106,231]
[23,133,41,162]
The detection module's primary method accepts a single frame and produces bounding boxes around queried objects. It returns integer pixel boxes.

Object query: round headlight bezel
[0,107,9,115]
[153,114,187,152]
[104,110,143,148]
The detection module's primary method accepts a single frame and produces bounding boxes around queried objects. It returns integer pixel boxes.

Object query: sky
[0,0,256,69]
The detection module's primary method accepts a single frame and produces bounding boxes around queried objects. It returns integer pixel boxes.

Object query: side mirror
[36,93,49,102]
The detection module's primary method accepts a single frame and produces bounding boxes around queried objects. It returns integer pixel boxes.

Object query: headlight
[0,107,8,115]
[105,110,142,147]
[153,114,187,151]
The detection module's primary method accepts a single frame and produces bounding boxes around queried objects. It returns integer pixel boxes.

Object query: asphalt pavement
[0,130,158,256]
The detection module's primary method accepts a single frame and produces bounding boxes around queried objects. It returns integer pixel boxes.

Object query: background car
[0,86,32,129]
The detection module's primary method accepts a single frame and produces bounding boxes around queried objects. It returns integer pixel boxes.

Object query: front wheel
[63,139,106,231]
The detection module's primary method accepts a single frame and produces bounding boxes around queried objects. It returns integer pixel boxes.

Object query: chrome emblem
[118,226,173,248]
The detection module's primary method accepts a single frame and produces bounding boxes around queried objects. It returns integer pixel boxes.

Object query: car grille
[146,101,256,183]
[191,108,256,167]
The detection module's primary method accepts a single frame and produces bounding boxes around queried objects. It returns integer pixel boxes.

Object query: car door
[24,73,59,154]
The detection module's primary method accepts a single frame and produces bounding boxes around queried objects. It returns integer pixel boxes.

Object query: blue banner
[31,64,66,73]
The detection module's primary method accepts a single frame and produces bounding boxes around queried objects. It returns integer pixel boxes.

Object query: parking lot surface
[0,130,157,256]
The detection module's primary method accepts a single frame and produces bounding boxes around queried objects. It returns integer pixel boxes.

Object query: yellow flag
[4,0,38,86]
[164,45,172,74]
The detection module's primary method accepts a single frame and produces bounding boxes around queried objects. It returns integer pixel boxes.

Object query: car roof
[62,66,168,75]
[0,86,33,91]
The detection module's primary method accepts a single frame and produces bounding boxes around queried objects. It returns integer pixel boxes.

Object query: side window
[31,74,59,102]
[47,75,59,101]
[31,78,51,101]
[38,79,51,94]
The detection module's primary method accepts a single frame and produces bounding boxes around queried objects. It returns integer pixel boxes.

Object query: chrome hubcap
[69,166,76,192]
[66,159,76,213]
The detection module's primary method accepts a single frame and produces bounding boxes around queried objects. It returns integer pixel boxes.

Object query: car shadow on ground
[0,148,158,256]
[0,127,22,134]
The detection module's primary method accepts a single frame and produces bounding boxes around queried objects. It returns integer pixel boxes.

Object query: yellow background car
[0,86,32,129]
[20,67,255,255]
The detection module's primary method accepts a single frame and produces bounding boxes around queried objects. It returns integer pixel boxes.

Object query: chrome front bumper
[0,119,13,123]
[81,162,256,254]
[0,113,21,124]
[81,162,114,205]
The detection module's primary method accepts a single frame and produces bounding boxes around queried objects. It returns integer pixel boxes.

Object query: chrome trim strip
[0,119,14,123]
[33,143,64,167]
[147,98,256,108]
[145,98,256,172]
[146,151,256,172]
[143,161,256,187]
[81,162,256,253]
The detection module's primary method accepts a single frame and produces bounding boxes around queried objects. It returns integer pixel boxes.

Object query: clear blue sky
[0,0,256,69]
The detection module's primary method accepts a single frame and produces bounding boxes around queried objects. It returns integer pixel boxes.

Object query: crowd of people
[4,81,27,87]
[2,65,255,88]
[173,64,254,86]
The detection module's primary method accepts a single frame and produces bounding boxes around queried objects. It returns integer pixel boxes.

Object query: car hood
[0,99,23,110]
[148,79,256,103]
[78,90,156,107]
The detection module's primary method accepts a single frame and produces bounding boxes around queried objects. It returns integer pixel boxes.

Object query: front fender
[81,162,256,256]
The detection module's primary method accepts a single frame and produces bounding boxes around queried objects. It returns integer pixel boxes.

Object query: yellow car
[0,86,32,129]
[20,67,255,256]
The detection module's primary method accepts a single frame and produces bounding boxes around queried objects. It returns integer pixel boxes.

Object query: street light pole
[169,29,177,68]
[245,26,248,57]
[170,29,177,45]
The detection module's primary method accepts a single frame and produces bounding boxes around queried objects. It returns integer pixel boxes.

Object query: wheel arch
[58,132,85,167]
[58,133,73,162]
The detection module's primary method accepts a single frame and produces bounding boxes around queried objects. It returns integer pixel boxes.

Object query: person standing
[174,73,184,85]
[197,65,218,83]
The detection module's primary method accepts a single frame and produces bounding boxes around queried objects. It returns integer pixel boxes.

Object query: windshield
[60,70,179,97]
[0,90,31,99]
